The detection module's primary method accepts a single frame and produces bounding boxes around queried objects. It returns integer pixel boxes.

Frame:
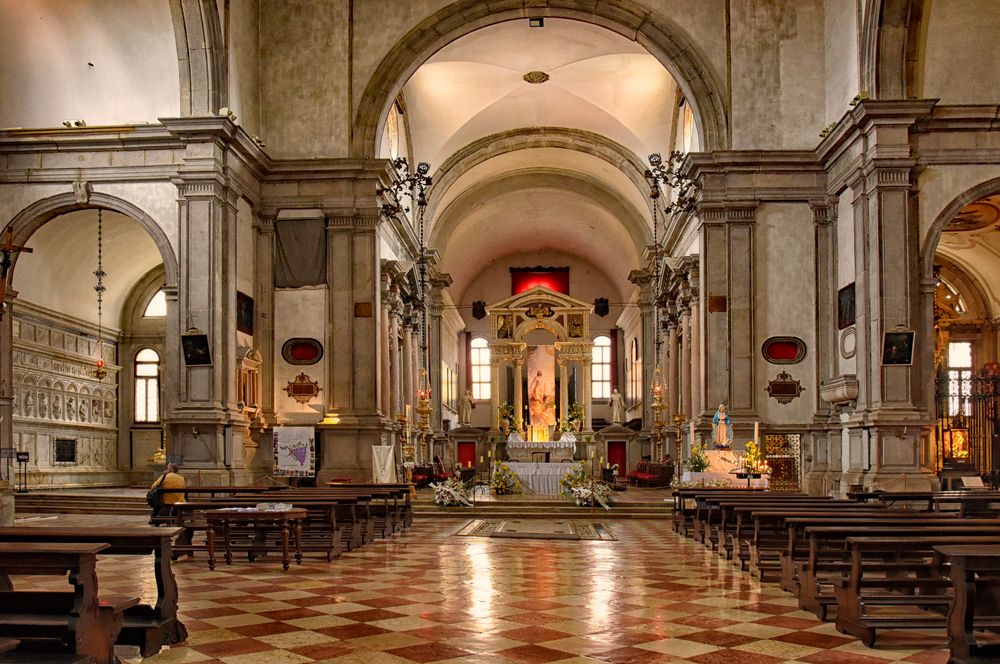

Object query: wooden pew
[0,542,137,664]
[934,544,1000,664]
[671,488,765,536]
[690,493,816,545]
[833,536,1000,647]
[174,498,353,560]
[707,498,853,558]
[325,482,413,530]
[795,522,1000,620]
[0,527,185,657]
[224,490,380,546]
[749,512,962,586]
[694,495,827,548]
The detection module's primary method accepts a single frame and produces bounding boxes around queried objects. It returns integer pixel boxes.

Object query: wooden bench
[795,522,1000,620]
[833,536,1000,647]
[0,542,138,664]
[695,495,830,548]
[934,544,1000,664]
[0,527,185,658]
[173,498,351,560]
[325,482,413,529]
[671,488,766,536]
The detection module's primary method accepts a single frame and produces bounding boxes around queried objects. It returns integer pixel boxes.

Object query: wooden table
[933,544,1000,663]
[0,526,185,657]
[205,508,306,570]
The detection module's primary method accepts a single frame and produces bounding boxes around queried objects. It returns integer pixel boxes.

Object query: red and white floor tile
[13,519,951,663]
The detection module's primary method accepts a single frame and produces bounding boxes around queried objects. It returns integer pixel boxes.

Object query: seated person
[659,453,673,465]
[149,463,185,524]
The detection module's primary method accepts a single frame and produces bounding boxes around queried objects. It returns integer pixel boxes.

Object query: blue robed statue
[712,404,733,449]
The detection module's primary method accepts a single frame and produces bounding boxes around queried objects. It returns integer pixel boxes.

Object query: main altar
[506,434,576,463]
[485,286,596,437]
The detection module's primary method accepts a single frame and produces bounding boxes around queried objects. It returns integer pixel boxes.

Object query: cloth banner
[273,427,315,477]
[371,445,397,482]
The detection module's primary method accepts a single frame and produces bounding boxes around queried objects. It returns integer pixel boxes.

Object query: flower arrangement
[498,402,516,431]
[686,440,710,472]
[491,461,524,495]
[671,477,731,488]
[560,460,613,509]
[431,475,472,506]
[567,402,585,430]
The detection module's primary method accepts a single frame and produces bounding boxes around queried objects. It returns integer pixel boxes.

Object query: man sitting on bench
[149,464,185,525]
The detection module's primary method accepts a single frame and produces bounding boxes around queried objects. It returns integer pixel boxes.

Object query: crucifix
[0,227,32,320]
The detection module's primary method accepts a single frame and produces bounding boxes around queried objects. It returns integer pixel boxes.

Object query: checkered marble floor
[13,518,950,664]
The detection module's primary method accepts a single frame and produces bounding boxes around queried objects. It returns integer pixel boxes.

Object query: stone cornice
[685,151,825,203]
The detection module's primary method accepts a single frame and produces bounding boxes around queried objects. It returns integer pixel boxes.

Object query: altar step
[412,496,672,520]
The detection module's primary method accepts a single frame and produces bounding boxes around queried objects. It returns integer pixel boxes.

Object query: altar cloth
[505,461,575,495]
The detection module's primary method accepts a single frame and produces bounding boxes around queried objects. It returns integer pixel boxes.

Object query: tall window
[470,337,491,400]
[135,348,160,422]
[592,335,611,399]
[143,289,167,317]
[947,341,973,417]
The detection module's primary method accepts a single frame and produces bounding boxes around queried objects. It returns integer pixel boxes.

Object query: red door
[607,440,626,473]
[457,441,477,468]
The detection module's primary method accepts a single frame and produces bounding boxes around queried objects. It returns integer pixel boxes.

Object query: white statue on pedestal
[609,387,625,426]
[459,390,473,425]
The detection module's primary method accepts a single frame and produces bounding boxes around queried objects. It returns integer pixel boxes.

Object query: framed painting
[881,330,915,366]
[837,283,855,330]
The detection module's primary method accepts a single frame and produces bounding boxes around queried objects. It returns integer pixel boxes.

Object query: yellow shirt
[153,472,186,504]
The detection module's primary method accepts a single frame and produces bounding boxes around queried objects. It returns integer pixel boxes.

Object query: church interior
[1,1,1000,663]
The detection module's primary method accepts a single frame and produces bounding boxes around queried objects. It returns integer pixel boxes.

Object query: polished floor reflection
[15,518,949,663]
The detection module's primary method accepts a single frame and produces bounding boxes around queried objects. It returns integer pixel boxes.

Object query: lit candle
[606,463,610,470]
[754,421,759,446]
[689,421,695,443]
[480,455,484,464]
[488,449,492,458]
[599,456,603,466]
[590,449,595,459]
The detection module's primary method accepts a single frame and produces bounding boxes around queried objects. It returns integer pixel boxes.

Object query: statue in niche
[66,396,76,421]
[459,390,474,425]
[103,402,113,420]
[52,394,62,419]
[38,393,48,419]
[11,390,20,416]
[609,388,625,426]
[79,399,88,423]
[23,391,34,417]
[568,315,583,338]
[92,399,101,423]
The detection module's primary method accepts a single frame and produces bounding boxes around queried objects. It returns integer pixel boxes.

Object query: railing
[934,371,1000,474]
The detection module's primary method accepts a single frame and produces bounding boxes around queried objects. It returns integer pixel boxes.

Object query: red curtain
[608,440,627,471]
[511,268,569,295]
[457,442,477,468]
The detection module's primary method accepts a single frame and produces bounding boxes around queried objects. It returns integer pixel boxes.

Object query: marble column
[253,215,277,428]
[666,315,680,421]
[679,302,692,420]
[689,288,703,419]
[489,359,500,432]
[808,200,837,493]
[582,359,593,431]
[427,273,453,430]
[168,169,241,476]
[388,294,402,418]
[401,310,414,412]
[628,268,656,428]
[699,205,757,414]
[0,289,15,475]
[379,273,392,418]
[513,359,523,431]
[558,359,569,426]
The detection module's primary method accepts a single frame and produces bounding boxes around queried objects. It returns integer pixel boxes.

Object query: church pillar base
[317,420,392,483]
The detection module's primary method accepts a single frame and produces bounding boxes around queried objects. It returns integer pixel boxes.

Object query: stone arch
[860,0,926,99]
[168,0,228,116]
[427,126,655,224]
[3,192,179,291]
[920,177,1000,281]
[430,168,651,254]
[353,0,729,158]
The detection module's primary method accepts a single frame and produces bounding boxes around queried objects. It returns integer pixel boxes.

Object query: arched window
[143,289,167,317]
[592,335,612,399]
[135,348,160,422]
[470,337,491,400]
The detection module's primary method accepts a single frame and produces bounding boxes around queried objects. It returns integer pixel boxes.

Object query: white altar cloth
[506,461,574,495]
